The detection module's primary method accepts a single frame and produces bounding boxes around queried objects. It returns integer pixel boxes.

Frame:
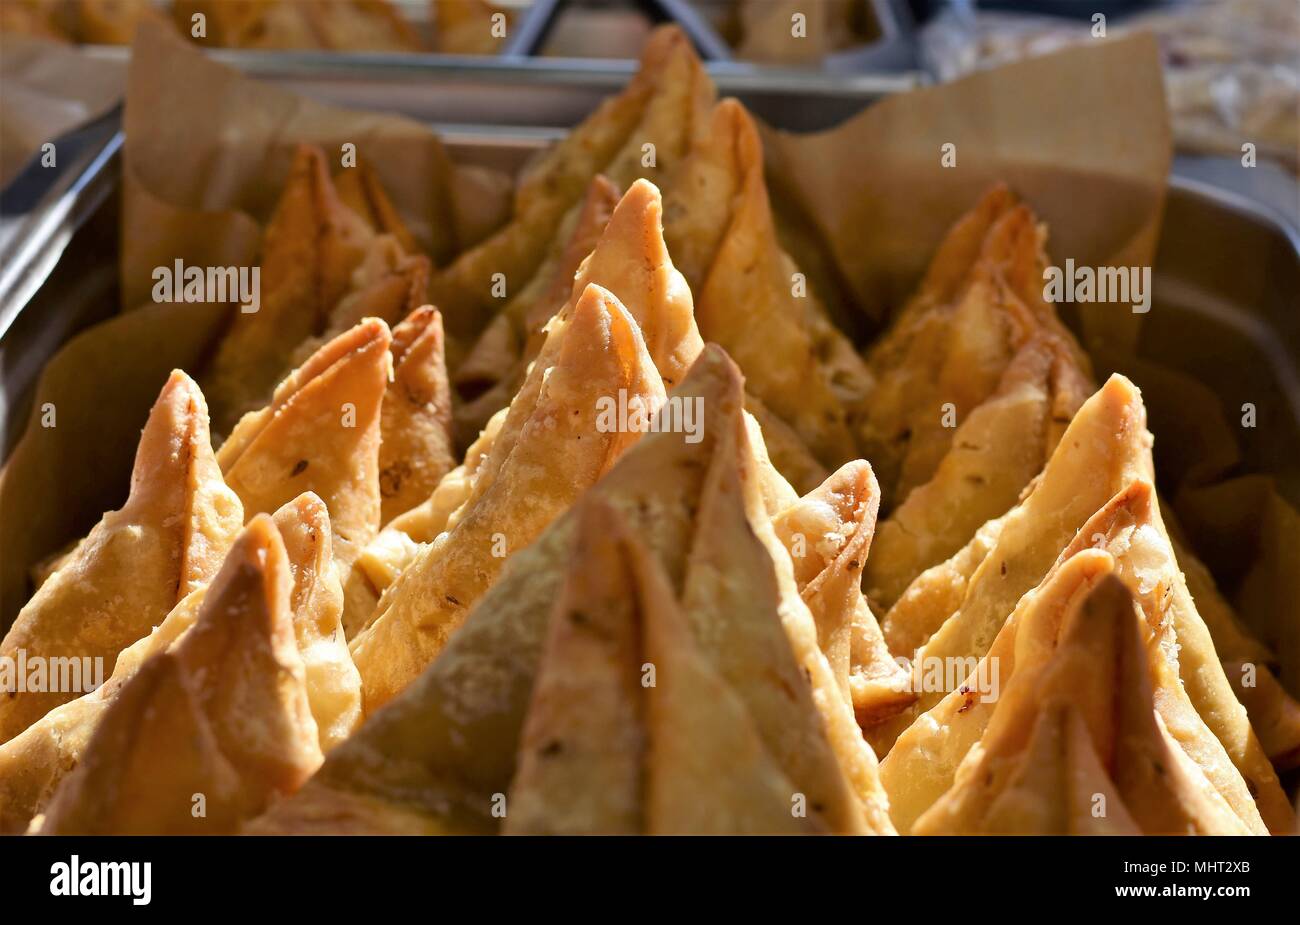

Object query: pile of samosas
[2,27,1296,836]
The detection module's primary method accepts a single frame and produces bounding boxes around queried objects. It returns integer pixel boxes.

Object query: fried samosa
[430,26,714,341]
[205,144,377,432]
[664,98,864,469]
[250,346,894,835]
[348,284,668,708]
[0,491,359,833]
[859,188,1092,510]
[913,574,1253,835]
[376,306,455,525]
[36,515,323,835]
[343,179,701,631]
[770,461,914,723]
[865,334,1091,611]
[217,318,391,576]
[881,476,1289,833]
[0,371,243,745]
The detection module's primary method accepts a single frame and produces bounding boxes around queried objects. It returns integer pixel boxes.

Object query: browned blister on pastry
[37,516,323,835]
[0,371,243,745]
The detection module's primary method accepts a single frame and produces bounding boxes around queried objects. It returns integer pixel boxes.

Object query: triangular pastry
[665,98,864,469]
[333,156,421,257]
[0,492,359,833]
[348,284,667,710]
[249,346,894,835]
[644,503,822,835]
[204,143,376,432]
[914,574,1252,835]
[873,374,1153,745]
[914,569,1142,835]
[865,334,1091,611]
[341,179,702,632]
[430,27,712,341]
[502,501,648,835]
[453,175,620,438]
[859,190,1092,508]
[298,236,431,361]
[36,515,323,834]
[770,461,914,723]
[377,306,456,526]
[881,544,1120,833]
[217,318,391,576]
[883,478,1288,833]
[0,371,243,744]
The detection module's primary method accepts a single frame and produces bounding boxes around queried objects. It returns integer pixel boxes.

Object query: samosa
[377,306,456,525]
[430,26,714,341]
[0,371,243,744]
[913,574,1253,835]
[204,144,376,432]
[348,284,667,708]
[249,346,895,835]
[217,318,391,575]
[770,461,914,723]
[0,492,359,833]
[865,334,1091,611]
[36,516,324,835]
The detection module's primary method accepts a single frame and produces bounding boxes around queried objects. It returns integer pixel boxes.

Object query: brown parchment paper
[0,35,125,187]
[118,20,512,309]
[762,31,1172,355]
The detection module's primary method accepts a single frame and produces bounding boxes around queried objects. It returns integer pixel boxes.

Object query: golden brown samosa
[343,179,702,631]
[770,461,914,723]
[377,306,455,525]
[913,571,1144,835]
[333,157,421,257]
[665,98,862,469]
[914,572,1255,835]
[859,190,1092,509]
[503,502,648,835]
[453,175,620,438]
[0,371,242,745]
[865,334,1091,611]
[217,318,391,576]
[250,346,894,835]
[205,144,375,432]
[348,284,667,709]
[883,476,1288,833]
[876,374,1153,736]
[431,26,713,341]
[36,516,323,835]
[0,491,358,833]
[881,545,1119,833]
